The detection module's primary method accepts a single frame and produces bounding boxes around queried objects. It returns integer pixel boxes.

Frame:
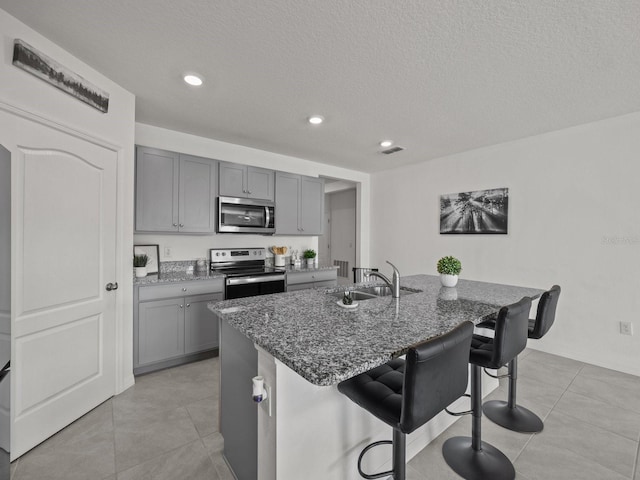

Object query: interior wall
[370,112,640,377]
[134,124,371,265]
[0,8,137,393]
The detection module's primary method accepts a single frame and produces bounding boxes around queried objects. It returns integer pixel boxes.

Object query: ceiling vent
[381,146,405,155]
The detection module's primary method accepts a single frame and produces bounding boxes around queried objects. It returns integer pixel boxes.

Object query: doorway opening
[320,178,357,286]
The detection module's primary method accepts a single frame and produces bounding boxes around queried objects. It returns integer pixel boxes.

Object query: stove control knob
[222,252,226,256]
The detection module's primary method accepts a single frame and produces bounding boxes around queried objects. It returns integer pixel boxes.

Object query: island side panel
[260,353,499,480]
[220,318,258,480]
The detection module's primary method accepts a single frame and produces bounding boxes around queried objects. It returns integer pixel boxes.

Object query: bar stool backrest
[400,321,474,434]
[529,285,561,340]
[490,297,532,369]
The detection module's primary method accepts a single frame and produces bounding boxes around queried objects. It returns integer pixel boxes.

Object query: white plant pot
[440,274,458,287]
[306,258,315,267]
[135,266,147,278]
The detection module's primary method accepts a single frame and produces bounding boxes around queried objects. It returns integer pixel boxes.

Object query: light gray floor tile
[186,396,219,438]
[579,364,640,394]
[517,351,583,390]
[514,435,629,480]
[569,374,640,415]
[210,454,236,480]
[524,410,637,478]
[201,432,224,458]
[114,406,200,472]
[487,373,566,416]
[116,440,219,480]
[12,430,116,480]
[554,389,640,441]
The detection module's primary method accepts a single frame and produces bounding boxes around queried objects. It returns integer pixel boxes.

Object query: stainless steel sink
[331,285,421,301]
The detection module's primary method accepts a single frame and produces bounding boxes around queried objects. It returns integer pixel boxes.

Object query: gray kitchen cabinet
[138,298,184,365]
[134,278,224,375]
[219,161,275,201]
[286,269,337,291]
[135,146,217,233]
[275,172,324,235]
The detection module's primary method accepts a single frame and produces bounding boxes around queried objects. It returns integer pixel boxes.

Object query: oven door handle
[227,275,285,286]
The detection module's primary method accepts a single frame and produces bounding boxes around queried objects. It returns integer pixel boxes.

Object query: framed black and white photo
[440,188,509,234]
[134,244,160,274]
[12,39,110,113]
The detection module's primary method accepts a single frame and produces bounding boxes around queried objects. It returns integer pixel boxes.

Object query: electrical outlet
[620,321,633,336]
[164,247,172,258]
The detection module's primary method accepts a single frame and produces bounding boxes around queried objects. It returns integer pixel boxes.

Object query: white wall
[370,112,640,377]
[0,8,137,392]
[134,124,371,265]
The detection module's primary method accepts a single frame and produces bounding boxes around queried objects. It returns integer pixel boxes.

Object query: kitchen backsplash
[134,233,320,263]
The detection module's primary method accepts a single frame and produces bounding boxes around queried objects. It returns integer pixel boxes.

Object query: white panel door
[1,110,117,459]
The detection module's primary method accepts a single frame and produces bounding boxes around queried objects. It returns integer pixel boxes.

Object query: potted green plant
[134,253,149,278]
[303,249,317,267]
[437,255,462,287]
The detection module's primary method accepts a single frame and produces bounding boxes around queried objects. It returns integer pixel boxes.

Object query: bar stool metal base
[483,400,544,433]
[442,436,515,480]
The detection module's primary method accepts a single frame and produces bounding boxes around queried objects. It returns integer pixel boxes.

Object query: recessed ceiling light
[379,140,393,148]
[184,74,203,86]
[308,115,324,125]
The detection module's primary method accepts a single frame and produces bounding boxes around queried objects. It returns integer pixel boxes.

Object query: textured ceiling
[2,1,639,172]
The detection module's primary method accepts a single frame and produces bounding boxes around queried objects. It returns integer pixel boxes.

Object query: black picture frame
[134,244,160,274]
[440,188,509,234]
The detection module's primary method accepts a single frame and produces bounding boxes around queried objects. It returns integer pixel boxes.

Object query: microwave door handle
[265,206,270,228]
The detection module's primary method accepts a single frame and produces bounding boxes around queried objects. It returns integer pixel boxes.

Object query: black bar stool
[443,297,532,480]
[481,285,561,433]
[338,321,474,480]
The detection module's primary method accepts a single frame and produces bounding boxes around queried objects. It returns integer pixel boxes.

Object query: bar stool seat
[443,296,532,480]
[338,321,474,480]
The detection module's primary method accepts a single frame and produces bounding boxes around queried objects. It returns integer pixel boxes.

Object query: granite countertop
[134,263,337,286]
[281,264,339,273]
[208,274,544,386]
[134,270,225,286]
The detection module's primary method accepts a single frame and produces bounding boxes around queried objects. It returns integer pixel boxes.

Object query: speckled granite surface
[134,269,225,286]
[281,264,339,273]
[208,274,544,386]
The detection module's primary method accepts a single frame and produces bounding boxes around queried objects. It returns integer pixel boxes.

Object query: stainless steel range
[210,248,286,299]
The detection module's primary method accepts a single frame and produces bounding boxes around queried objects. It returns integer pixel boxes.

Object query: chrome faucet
[367,261,401,298]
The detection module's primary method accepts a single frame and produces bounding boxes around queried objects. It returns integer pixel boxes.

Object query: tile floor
[9,349,640,479]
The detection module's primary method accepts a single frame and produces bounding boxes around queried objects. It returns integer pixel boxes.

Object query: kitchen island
[209,274,544,480]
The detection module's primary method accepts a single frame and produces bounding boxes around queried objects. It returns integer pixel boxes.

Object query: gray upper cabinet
[219,161,275,201]
[135,146,217,233]
[275,172,324,235]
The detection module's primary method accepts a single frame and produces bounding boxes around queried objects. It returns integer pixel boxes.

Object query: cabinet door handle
[172,223,178,227]
[182,288,187,292]
[179,223,184,228]
[186,303,191,307]
[247,190,252,195]
[179,304,184,309]
[105,282,118,291]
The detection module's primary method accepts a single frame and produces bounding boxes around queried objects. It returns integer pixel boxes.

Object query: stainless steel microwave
[218,196,275,234]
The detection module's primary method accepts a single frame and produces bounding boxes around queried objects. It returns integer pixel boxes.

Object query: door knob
[106,282,119,291]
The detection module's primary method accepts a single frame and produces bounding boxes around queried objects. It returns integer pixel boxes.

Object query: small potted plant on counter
[303,249,316,267]
[437,255,461,287]
[134,253,149,278]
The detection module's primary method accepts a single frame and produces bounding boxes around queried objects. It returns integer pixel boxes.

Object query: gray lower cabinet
[286,269,337,291]
[275,172,324,235]
[219,161,275,201]
[135,146,217,233]
[134,279,224,375]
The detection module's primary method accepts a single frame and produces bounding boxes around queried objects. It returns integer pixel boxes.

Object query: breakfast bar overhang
[209,274,544,480]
